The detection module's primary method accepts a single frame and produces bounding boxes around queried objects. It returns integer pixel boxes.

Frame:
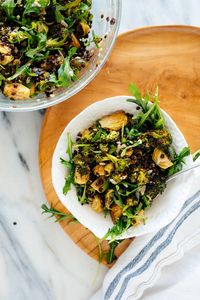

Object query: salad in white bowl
[52,85,192,241]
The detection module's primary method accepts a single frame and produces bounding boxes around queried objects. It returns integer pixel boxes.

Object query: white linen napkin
[91,160,200,300]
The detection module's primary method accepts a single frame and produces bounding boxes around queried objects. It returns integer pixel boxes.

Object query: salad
[61,85,190,241]
[0,0,99,100]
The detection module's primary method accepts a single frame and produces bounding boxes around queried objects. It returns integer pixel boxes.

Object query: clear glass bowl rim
[1,0,122,112]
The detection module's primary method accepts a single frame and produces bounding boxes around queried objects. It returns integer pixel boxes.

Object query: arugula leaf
[0,74,5,86]
[115,184,139,197]
[32,51,50,62]
[24,0,49,15]
[144,91,150,102]
[128,84,151,113]
[2,0,16,19]
[25,67,38,77]
[60,157,72,167]
[92,30,101,49]
[26,32,47,58]
[128,84,164,129]
[175,147,190,162]
[61,133,75,195]
[55,8,65,23]
[193,150,200,162]
[154,106,165,129]
[7,62,31,80]
[48,73,58,84]
[57,57,75,87]
[106,240,120,264]
[41,204,78,222]
[125,127,141,138]
[68,47,77,58]
[80,184,87,204]
[96,238,104,263]
[168,146,190,175]
[51,0,65,23]
[121,140,143,157]
[64,0,81,9]
[142,195,151,208]
[66,132,73,160]
[46,35,68,48]
[103,218,132,243]
[136,102,157,129]
[113,190,124,208]
[8,30,33,45]
[152,91,165,129]
[79,2,91,19]
[31,21,49,33]
[55,48,77,88]
[63,161,74,195]
[128,83,142,100]
[92,128,102,142]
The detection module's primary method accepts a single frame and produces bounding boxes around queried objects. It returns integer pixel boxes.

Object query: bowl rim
[1,0,122,112]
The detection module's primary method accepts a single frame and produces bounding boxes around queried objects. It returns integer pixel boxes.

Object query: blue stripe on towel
[116,192,200,300]
[105,190,200,300]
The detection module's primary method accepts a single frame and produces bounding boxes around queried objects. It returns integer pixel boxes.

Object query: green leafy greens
[106,240,121,264]
[57,57,75,87]
[60,84,191,244]
[193,150,200,162]
[2,0,16,19]
[128,85,164,129]
[168,147,190,176]
[41,203,120,264]
[41,204,78,223]
[24,0,49,15]
[61,133,75,195]
[0,0,101,99]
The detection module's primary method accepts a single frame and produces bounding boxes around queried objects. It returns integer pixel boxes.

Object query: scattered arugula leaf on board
[41,204,78,223]
[193,149,200,162]
[42,203,120,264]
[106,240,121,264]
[96,238,104,264]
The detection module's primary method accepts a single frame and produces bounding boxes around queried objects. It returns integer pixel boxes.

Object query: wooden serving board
[39,26,200,266]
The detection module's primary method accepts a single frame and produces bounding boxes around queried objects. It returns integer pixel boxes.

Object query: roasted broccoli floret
[131,168,149,185]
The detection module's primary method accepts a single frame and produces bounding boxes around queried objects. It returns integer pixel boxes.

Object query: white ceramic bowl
[52,96,193,239]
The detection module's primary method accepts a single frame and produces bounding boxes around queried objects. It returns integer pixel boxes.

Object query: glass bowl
[1,0,121,112]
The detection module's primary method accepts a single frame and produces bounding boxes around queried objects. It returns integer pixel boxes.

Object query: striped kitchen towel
[91,161,200,300]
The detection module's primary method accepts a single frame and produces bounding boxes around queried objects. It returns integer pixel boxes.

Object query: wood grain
[39,26,200,265]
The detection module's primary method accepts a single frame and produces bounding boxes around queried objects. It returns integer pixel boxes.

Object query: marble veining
[17,152,30,171]
[0,0,200,299]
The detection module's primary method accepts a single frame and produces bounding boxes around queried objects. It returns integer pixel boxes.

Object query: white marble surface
[0,1,200,300]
